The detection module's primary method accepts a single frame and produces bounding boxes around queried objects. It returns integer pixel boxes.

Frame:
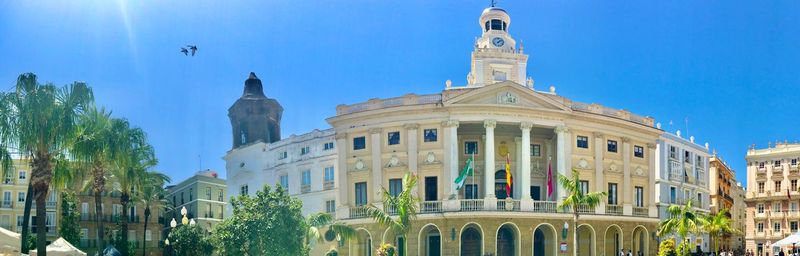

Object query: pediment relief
[443,81,571,112]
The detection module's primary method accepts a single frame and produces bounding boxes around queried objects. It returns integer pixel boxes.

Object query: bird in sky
[180,47,189,56]
[187,45,198,56]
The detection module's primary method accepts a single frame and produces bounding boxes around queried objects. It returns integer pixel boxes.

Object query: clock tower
[228,72,283,149]
[465,6,529,87]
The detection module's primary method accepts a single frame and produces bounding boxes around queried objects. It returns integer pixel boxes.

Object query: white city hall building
[226,5,666,256]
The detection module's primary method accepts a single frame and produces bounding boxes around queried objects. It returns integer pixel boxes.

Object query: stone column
[555,125,570,201]
[514,137,522,199]
[405,123,419,197]
[594,132,606,214]
[622,136,632,215]
[370,128,383,208]
[442,120,459,203]
[520,122,534,211]
[484,120,497,209]
[648,143,658,217]
[335,132,349,219]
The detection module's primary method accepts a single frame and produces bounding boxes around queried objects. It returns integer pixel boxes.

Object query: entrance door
[533,229,544,256]
[531,186,541,201]
[427,235,441,256]
[425,177,438,201]
[495,170,512,199]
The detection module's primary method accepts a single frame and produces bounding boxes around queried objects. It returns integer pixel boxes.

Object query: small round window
[324,229,336,242]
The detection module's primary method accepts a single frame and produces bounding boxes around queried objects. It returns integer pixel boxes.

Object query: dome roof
[482,7,507,15]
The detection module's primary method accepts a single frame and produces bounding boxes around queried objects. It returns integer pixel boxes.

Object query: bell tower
[465,5,529,87]
[228,72,283,149]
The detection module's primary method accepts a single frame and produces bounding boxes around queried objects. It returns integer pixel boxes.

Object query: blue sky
[1,1,798,186]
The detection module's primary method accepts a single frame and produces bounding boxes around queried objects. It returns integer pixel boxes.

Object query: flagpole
[471,151,475,199]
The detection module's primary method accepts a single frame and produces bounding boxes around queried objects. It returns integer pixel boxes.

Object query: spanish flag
[505,154,512,198]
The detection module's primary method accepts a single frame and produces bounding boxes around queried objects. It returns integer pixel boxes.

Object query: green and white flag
[454,153,474,190]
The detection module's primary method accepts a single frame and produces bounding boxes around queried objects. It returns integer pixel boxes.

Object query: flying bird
[187,45,198,56]
[180,47,189,56]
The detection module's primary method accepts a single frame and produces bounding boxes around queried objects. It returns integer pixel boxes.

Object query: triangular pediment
[444,81,571,112]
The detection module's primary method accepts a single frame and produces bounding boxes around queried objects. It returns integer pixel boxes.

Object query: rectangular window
[280,175,289,189]
[776,181,782,191]
[669,146,677,159]
[759,162,766,168]
[635,186,644,207]
[324,166,335,182]
[218,189,224,201]
[607,183,618,205]
[776,160,782,167]
[145,230,152,241]
[792,202,798,212]
[793,159,798,166]
[324,142,335,150]
[206,188,211,200]
[389,179,403,197]
[355,182,368,206]
[300,146,311,155]
[464,141,479,155]
[757,204,764,213]
[2,192,10,207]
[424,129,438,142]
[576,136,589,149]
[240,185,249,196]
[189,189,193,201]
[792,222,799,232]
[18,171,26,180]
[670,187,676,204]
[757,222,764,233]
[697,193,703,206]
[278,151,287,159]
[531,144,541,157]
[607,140,618,153]
[353,136,366,150]
[302,170,311,186]
[684,150,691,163]
[634,146,644,158]
[696,155,703,167]
[325,200,336,213]
[758,182,765,193]
[792,180,798,191]
[465,184,478,199]
[17,192,25,202]
[578,180,589,195]
[387,131,400,145]
[774,202,782,212]
[774,222,782,233]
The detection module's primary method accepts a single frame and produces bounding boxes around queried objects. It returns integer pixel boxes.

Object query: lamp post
[166,206,195,256]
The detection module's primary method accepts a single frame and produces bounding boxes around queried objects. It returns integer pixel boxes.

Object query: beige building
[710,154,744,251]
[324,5,661,256]
[745,142,800,255]
[75,190,163,255]
[731,181,747,251]
[0,158,60,242]
[164,170,226,233]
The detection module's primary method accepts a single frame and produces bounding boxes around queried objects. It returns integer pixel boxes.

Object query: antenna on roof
[491,0,497,7]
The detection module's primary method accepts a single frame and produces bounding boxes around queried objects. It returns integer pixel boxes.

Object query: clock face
[492,37,505,47]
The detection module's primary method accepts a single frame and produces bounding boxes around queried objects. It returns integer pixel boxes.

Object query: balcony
[633,207,649,217]
[421,201,442,213]
[323,181,334,190]
[1,200,12,208]
[496,200,520,211]
[531,201,558,213]
[204,212,215,219]
[301,185,311,194]
[770,211,784,218]
[606,205,623,215]
[349,207,369,219]
[460,199,484,212]
[576,204,595,214]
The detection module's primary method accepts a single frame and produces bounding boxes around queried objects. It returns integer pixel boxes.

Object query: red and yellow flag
[505,154,512,198]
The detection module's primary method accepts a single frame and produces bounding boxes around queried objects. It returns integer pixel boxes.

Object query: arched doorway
[533,224,557,256]
[418,224,442,256]
[351,229,372,256]
[632,226,649,256]
[496,223,518,256]
[604,225,623,256]
[495,170,513,199]
[460,224,483,256]
[577,224,595,256]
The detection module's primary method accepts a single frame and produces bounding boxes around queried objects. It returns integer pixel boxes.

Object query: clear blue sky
[1,1,798,186]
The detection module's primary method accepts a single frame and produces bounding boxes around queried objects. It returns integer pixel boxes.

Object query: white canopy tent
[773,232,800,251]
[0,227,21,255]
[30,237,86,256]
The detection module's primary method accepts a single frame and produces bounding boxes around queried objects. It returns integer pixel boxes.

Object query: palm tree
[109,120,156,252]
[364,172,419,255]
[702,208,740,254]
[136,171,170,256]
[556,168,607,256]
[0,73,93,255]
[657,200,704,254]
[305,212,355,251]
[73,107,123,252]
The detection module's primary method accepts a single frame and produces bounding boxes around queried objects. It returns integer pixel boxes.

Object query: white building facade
[654,131,711,252]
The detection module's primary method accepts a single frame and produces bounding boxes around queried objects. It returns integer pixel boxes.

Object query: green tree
[0,73,94,255]
[556,169,607,256]
[59,192,81,245]
[657,200,704,255]
[73,107,122,252]
[167,224,213,256]
[657,239,677,256]
[137,171,170,256]
[364,172,419,255]
[702,208,740,254]
[212,185,307,255]
[305,212,354,251]
[108,119,156,255]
